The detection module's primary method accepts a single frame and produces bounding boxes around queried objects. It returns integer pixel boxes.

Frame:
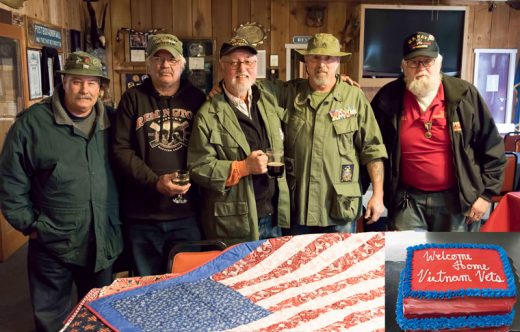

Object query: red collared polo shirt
[400,84,456,191]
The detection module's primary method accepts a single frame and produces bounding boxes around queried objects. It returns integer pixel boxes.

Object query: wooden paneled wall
[1,0,519,104]
[104,0,520,103]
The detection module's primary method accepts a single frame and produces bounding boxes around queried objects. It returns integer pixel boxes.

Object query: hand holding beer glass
[171,170,190,204]
[266,147,285,178]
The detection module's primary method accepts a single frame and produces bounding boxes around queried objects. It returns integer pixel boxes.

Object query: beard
[405,72,441,98]
[309,69,332,88]
[230,76,253,96]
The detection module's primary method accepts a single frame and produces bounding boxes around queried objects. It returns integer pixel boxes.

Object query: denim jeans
[258,214,281,239]
[126,216,201,276]
[391,186,477,232]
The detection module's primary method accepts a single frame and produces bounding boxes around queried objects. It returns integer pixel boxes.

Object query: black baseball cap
[403,32,439,60]
[219,37,257,58]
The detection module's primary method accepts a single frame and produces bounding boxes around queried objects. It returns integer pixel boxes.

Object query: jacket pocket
[214,202,250,238]
[333,118,358,155]
[35,208,86,255]
[329,182,362,221]
[210,131,240,159]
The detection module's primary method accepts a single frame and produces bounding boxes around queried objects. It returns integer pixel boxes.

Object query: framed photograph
[129,33,147,48]
[474,48,518,133]
[26,49,42,100]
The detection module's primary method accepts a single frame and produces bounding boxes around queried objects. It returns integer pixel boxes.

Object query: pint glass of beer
[266,148,284,178]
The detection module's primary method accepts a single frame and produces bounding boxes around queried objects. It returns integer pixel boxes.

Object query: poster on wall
[474,48,518,133]
[27,49,42,100]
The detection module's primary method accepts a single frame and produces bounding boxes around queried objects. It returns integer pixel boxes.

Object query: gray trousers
[390,186,479,232]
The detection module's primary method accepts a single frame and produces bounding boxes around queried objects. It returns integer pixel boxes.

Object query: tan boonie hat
[58,51,109,82]
[146,34,183,58]
[297,33,351,58]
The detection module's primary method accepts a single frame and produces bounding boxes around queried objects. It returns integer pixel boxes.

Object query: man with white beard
[371,31,506,231]
[188,37,289,244]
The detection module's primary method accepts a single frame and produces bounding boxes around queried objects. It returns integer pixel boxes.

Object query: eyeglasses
[151,56,180,65]
[406,58,436,68]
[222,59,257,69]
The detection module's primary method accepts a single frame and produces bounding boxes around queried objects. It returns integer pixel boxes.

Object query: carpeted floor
[0,243,34,332]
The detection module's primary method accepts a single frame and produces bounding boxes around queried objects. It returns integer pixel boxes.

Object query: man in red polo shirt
[371,32,506,231]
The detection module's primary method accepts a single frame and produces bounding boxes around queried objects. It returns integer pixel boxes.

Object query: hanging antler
[86,0,107,49]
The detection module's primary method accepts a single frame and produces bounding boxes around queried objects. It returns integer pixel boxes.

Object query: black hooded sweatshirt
[112,78,206,221]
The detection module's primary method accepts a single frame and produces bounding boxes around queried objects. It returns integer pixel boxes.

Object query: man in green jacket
[263,33,387,234]
[188,38,290,244]
[371,32,506,231]
[0,52,123,332]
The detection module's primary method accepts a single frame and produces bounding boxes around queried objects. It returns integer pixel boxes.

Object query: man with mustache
[188,37,289,244]
[371,32,506,231]
[0,51,123,331]
[263,33,387,234]
[112,34,206,275]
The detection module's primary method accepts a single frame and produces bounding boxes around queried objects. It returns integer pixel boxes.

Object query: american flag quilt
[87,232,385,331]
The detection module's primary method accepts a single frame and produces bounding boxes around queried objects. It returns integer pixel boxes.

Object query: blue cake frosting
[395,243,517,330]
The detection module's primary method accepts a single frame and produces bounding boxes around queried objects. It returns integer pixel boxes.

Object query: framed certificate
[26,49,42,100]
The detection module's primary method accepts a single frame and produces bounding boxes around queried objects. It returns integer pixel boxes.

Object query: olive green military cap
[146,34,183,58]
[297,33,351,58]
[58,51,109,82]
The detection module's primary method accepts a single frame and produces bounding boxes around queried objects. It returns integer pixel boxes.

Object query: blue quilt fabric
[88,240,266,332]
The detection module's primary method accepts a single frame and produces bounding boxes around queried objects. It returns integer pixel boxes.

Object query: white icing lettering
[423,250,473,262]
[417,268,472,283]
[475,270,505,283]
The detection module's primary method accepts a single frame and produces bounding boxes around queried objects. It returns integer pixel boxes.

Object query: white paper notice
[486,74,499,92]
[189,57,205,70]
[130,49,146,62]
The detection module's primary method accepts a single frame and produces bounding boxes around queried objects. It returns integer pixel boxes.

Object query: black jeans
[126,216,201,276]
[28,240,113,332]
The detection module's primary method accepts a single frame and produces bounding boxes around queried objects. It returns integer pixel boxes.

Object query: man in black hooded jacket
[112,34,206,275]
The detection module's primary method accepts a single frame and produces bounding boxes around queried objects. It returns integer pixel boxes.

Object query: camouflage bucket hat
[297,33,351,58]
[146,34,183,58]
[58,51,109,82]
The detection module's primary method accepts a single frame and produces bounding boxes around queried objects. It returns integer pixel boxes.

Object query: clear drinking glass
[266,148,285,178]
[171,170,190,204]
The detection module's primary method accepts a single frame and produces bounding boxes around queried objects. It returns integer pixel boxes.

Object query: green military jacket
[0,89,123,271]
[261,77,387,227]
[188,86,290,245]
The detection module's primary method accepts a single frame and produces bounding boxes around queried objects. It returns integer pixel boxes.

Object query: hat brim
[58,69,110,83]
[220,45,258,58]
[297,48,351,57]
[404,50,438,60]
[149,46,183,58]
